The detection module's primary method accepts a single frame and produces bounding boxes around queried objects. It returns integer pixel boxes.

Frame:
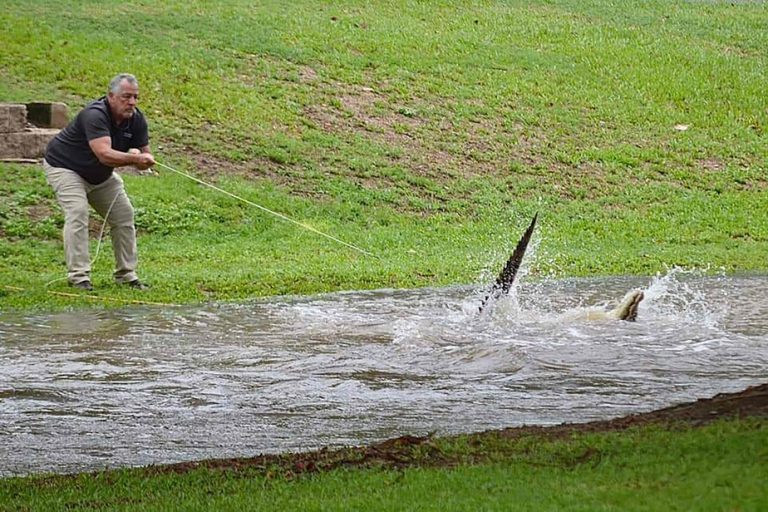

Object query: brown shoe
[70,280,93,291]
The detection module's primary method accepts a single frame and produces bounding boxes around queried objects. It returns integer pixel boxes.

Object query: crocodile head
[610,290,644,321]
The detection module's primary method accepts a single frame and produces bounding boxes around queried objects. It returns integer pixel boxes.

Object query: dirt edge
[143,382,768,477]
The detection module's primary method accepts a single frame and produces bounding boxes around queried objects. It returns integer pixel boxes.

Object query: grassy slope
[1,0,766,311]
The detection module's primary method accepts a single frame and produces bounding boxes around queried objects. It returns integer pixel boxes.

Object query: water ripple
[1,272,766,476]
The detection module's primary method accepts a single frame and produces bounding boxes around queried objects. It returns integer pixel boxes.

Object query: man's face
[108,80,139,122]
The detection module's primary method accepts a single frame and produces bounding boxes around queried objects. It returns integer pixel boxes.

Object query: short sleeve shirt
[45,96,149,185]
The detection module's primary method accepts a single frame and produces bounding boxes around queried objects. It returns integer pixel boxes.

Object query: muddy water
[1,271,766,476]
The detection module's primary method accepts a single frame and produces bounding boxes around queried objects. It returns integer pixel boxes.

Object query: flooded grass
[2,275,766,477]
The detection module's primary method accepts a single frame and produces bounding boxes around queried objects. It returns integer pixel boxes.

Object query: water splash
[643,267,724,328]
[1,274,766,477]
[472,259,730,333]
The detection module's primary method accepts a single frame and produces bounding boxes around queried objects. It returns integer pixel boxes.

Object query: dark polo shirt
[45,96,149,185]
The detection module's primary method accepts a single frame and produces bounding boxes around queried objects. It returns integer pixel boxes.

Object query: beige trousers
[43,159,139,285]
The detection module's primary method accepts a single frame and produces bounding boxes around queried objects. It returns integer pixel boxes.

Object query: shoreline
[18,381,756,480]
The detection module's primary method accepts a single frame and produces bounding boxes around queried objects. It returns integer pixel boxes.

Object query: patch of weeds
[134,203,216,236]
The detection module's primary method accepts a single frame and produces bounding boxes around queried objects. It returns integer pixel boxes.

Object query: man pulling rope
[42,73,155,291]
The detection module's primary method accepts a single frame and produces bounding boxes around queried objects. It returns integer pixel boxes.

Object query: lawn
[1,0,765,311]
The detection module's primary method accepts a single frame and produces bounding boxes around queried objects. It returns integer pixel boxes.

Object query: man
[43,73,156,291]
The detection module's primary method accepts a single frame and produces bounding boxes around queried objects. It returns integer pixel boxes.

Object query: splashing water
[642,267,725,328]
[0,270,766,476]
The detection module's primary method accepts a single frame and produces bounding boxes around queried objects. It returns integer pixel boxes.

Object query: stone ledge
[26,102,69,129]
[0,102,68,159]
[0,129,61,159]
[0,104,28,133]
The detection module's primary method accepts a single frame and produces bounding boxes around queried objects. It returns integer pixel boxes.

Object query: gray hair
[108,73,139,94]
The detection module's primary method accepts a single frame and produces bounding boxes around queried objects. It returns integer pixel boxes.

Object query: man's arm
[88,136,156,170]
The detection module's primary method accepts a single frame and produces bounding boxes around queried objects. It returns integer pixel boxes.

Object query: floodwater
[1,270,766,476]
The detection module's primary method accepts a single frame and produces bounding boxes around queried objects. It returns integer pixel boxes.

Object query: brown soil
[148,382,768,478]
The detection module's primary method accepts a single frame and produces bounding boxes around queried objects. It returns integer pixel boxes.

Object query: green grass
[1,0,766,311]
[1,420,766,511]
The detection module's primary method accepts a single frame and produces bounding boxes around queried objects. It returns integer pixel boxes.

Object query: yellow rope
[2,285,178,307]
[155,161,379,259]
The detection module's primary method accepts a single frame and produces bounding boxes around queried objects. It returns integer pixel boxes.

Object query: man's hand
[127,148,156,170]
[89,137,157,170]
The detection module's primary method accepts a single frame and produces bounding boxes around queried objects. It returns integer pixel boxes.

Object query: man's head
[107,73,140,123]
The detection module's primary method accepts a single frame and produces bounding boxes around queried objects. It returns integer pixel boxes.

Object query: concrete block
[26,102,70,129]
[0,104,28,133]
[0,128,60,159]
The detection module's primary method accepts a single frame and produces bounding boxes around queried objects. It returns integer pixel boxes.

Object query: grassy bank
[1,418,766,511]
[1,0,766,311]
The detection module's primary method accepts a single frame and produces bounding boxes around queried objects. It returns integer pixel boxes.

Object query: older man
[43,73,156,291]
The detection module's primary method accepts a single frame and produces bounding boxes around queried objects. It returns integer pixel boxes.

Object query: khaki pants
[43,159,139,285]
